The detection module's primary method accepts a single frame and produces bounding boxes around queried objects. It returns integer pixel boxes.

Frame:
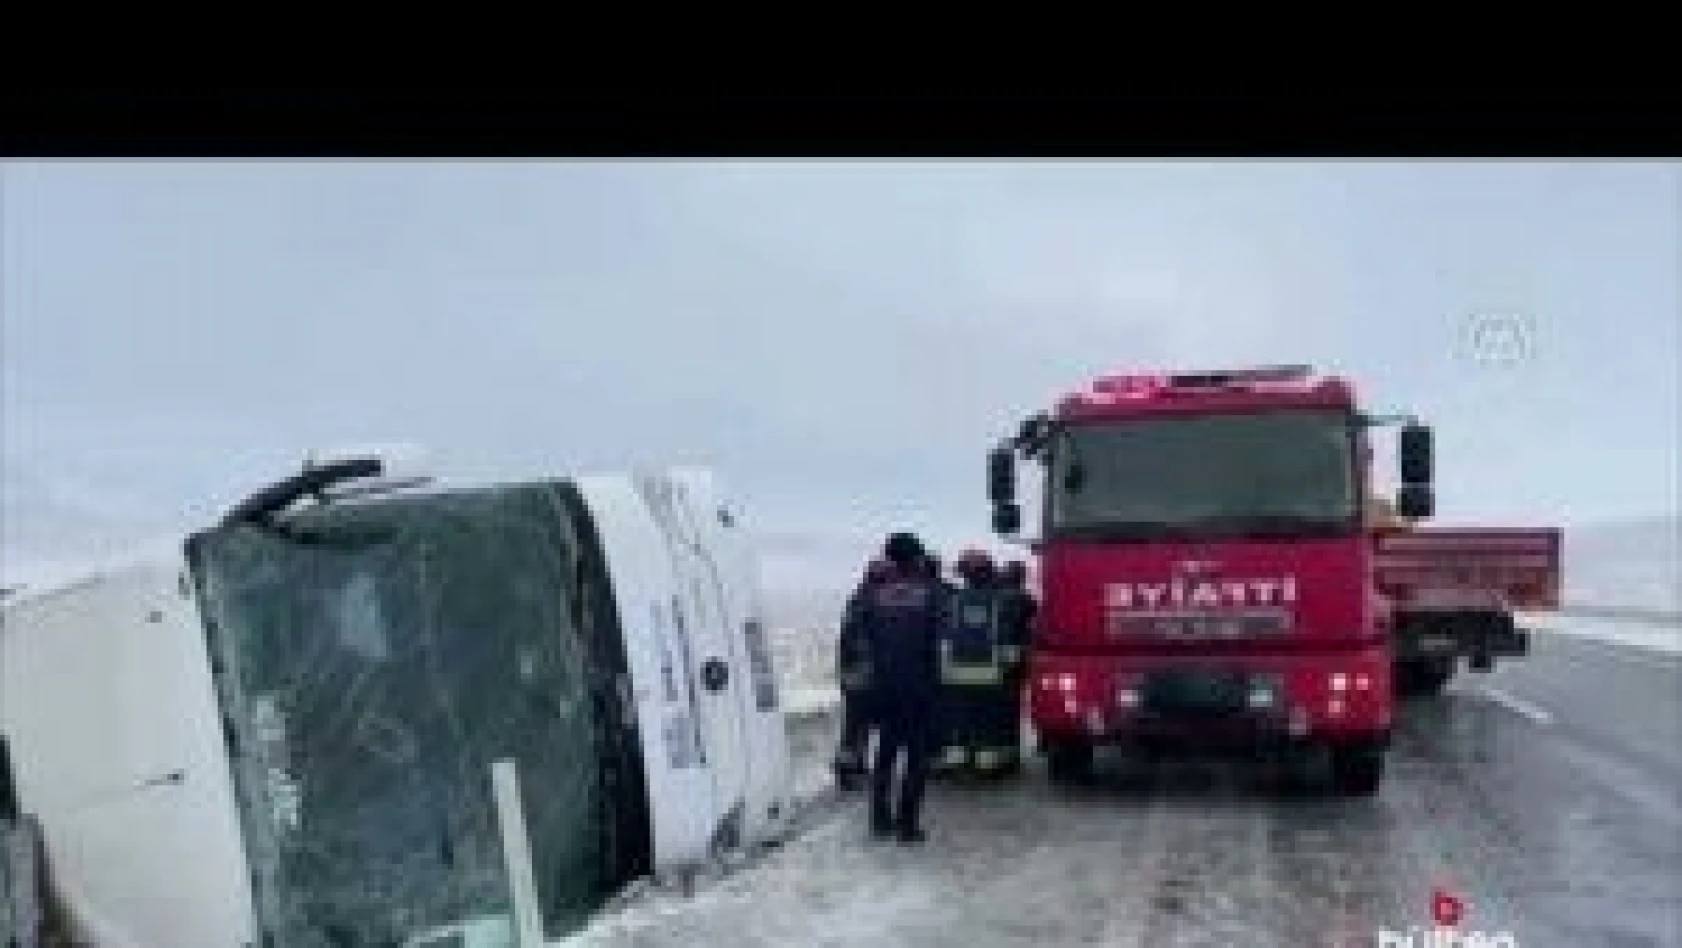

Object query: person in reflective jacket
[935,549,997,773]
[833,558,891,790]
[998,561,1031,595]
[994,560,1036,774]
[936,548,1023,778]
[854,532,945,843]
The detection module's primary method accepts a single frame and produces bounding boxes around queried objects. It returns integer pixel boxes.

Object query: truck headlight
[1329,672,1350,693]
[1039,673,1077,694]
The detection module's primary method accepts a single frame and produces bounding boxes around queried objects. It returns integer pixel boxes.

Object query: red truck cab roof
[1055,365,1357,421]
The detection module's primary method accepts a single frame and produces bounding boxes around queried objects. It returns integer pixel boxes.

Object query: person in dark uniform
[935,549,990,775]
[997,561,1036,644]
[923,552,956,595]
[833,558,891,790]
[994,560,1037,775]
[854,532,946,843]
[919,549,963,779]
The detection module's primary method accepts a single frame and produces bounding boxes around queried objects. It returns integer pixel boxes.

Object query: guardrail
[1557,605,1682,626]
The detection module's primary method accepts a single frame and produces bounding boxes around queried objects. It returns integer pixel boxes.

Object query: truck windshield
[186,481,650,947]
[1047,408,1358,541]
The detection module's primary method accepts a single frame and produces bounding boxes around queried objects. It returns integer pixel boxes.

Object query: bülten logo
[1375,887,1519,947]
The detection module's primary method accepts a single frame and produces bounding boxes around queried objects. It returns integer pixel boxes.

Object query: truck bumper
[1029,647,1392,750]
[1395,610,1528,664]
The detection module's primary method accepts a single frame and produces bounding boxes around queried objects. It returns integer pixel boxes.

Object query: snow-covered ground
[579,569,1682,948]
[1545,513,1681,656]
[1561,514,1680,617]
[5,477,1678,945]
[1523,612,1682,656]
[562,609,1682,948]
[764,588,848,714]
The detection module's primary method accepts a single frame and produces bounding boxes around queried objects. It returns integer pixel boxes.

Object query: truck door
[633,473,751,855]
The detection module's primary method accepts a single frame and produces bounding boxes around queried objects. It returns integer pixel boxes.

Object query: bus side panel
[665,468,794,848]
[0,559,257,948]
[631,472,752,853]
[572,477,721,874]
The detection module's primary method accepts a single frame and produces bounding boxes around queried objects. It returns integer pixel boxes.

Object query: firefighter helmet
[955,547,995,581]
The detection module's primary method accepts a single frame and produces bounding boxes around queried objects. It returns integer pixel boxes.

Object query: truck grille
[1107,610,1289,639]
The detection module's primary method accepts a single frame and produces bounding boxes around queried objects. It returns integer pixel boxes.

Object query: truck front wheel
[1044,739,1094,785]
[1395,657,1455,699]
[1328,741,1386,796]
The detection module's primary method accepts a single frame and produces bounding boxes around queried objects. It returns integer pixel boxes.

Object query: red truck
[1374,523,1559,697]
[986,365,1561,795]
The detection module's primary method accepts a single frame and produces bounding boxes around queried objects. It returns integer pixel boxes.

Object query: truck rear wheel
[1328,742,1385,796]
[1395,657,1455,699]
[1044,739,1094,784]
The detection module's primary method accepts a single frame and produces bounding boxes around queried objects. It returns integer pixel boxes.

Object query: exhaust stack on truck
[987,365,1561,794]
[1,452,793,947]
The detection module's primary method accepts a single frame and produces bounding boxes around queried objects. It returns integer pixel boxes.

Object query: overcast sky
[3,161,1677,589]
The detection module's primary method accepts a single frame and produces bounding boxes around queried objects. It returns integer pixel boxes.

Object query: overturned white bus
[1,455,794,947]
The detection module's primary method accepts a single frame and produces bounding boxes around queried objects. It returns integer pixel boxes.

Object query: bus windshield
[187,481,649,946]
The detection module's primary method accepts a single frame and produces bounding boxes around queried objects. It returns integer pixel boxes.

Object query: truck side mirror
[1400,422,1433,486]
[992,502,1022,536]
[1396,483,1434,520]
[988,446,1017,505]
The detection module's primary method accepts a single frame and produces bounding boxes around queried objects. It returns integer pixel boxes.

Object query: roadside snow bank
[771,621,839,720]
[1562,514,1679,616]
[782,684,841,719]
[1521,611,1682,657]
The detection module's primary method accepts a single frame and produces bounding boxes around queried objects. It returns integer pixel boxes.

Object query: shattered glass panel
[189,481,651,946]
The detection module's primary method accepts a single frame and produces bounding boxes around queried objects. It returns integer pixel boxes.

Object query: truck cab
[1,453,793,947]
[989,366,1436,795]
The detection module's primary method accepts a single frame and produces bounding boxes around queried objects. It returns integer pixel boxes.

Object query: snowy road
[568,623,1682,948]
